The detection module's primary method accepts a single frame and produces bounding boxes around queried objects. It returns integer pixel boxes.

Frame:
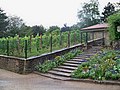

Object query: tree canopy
[101,2,115,22]
[0,8,8,37]
[77,0,100,28]
[107,12,120,41]
[48,26,60,33]
[7,16,25,37]
[101,2,120,23]
[32,25,46,36]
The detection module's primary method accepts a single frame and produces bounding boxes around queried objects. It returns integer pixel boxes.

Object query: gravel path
[0,69,120,90]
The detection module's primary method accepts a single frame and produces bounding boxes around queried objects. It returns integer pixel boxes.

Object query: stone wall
[0,55,25,74]
[0,38,104,74]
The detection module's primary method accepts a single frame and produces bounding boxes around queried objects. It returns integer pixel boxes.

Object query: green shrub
[108,13,120,41]
[72,50,120,80]
[36,49,82,73]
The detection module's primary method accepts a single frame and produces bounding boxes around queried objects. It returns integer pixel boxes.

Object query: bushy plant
[108,13,120,41]
[36,50,82,73]
[72,50,120,80]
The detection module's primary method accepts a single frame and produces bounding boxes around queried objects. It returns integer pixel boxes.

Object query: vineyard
[0,30,88,58]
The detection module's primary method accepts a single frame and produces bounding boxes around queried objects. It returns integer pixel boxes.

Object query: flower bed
[36,50,82,73]
[71,50,120,80]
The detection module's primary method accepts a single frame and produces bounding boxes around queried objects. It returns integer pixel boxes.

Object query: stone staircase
[36,46,102,80]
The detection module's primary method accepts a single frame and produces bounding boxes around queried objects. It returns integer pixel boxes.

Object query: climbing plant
[107,13,120,41]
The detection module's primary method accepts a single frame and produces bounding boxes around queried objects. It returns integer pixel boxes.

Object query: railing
[0,30,103,58]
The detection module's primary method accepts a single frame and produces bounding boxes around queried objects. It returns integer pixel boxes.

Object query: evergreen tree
[32,25,46,36]
[0,8,8,37]
[101,2,115,22]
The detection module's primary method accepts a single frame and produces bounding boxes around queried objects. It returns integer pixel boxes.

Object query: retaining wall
[0,38,104,74]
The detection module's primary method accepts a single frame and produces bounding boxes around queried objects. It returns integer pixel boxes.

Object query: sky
[0,0,120,28]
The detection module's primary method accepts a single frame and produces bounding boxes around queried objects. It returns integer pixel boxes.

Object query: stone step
[72,58,88,61]
[58,66,77,70]
[35,46,102,80]
[62,63,79,67]
[79,54,94,57]
[48,70,71,77]
[66,60,82,64]
[74,56,90,59]
[35,72,70,80]
[84,52,97,54]
[73,56,90,59]
[53,68,73,73]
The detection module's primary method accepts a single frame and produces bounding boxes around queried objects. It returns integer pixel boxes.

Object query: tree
[61,24,70,32]
[19,25,32,37]
[114,2,120,11]
[101,2,115,22]
[77,0,100,28]
[0,8,8,37]
[48,26,60,33]
[32,25,46,36]
[108,13,120,49]
[7,16,25,37]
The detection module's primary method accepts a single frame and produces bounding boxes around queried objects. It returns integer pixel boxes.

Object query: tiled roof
[81,23,108,31]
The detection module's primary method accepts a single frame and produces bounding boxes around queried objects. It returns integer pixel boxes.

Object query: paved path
[0,69,120,90]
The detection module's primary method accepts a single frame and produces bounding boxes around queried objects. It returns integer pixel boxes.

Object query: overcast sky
[0,0,120,27]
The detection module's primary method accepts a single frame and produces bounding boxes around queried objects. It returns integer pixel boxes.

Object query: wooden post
[74,31,76,45]
[102,31,105,45]
[24,40,27,59]
[6,40,9,56]
[92,32,94,40]
[86,32,88,43]
[80,32,83,44]
[40,34,42,49]
[29,35,32,52]
[50,33,52,52]
[85,32,88,49]
[60,32,62,48]
[92,32,95,45]
[68,31,70,47]
[17,35,20,55]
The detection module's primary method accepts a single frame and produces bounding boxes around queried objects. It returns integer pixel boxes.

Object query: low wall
[0,55,25,74]
[0,38,104,74]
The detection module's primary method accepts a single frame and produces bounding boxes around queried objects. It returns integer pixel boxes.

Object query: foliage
[61,24,70,32]
[114,2,120,11]
[107,13,120,41]
[0,8,8,37]
[72,50,120,80]
[32,25,46,36]
[7,16,25,37]
[77,0,100,28]
[101,2,115,22]
[47,26,60,33]
[35,50,82,73]
[0,29,84,58]
[19,25,32,37]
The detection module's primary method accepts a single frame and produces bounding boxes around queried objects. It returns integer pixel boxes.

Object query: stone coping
[27,38,103,60]
[27,43,84,60]
[0,55,25,60]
